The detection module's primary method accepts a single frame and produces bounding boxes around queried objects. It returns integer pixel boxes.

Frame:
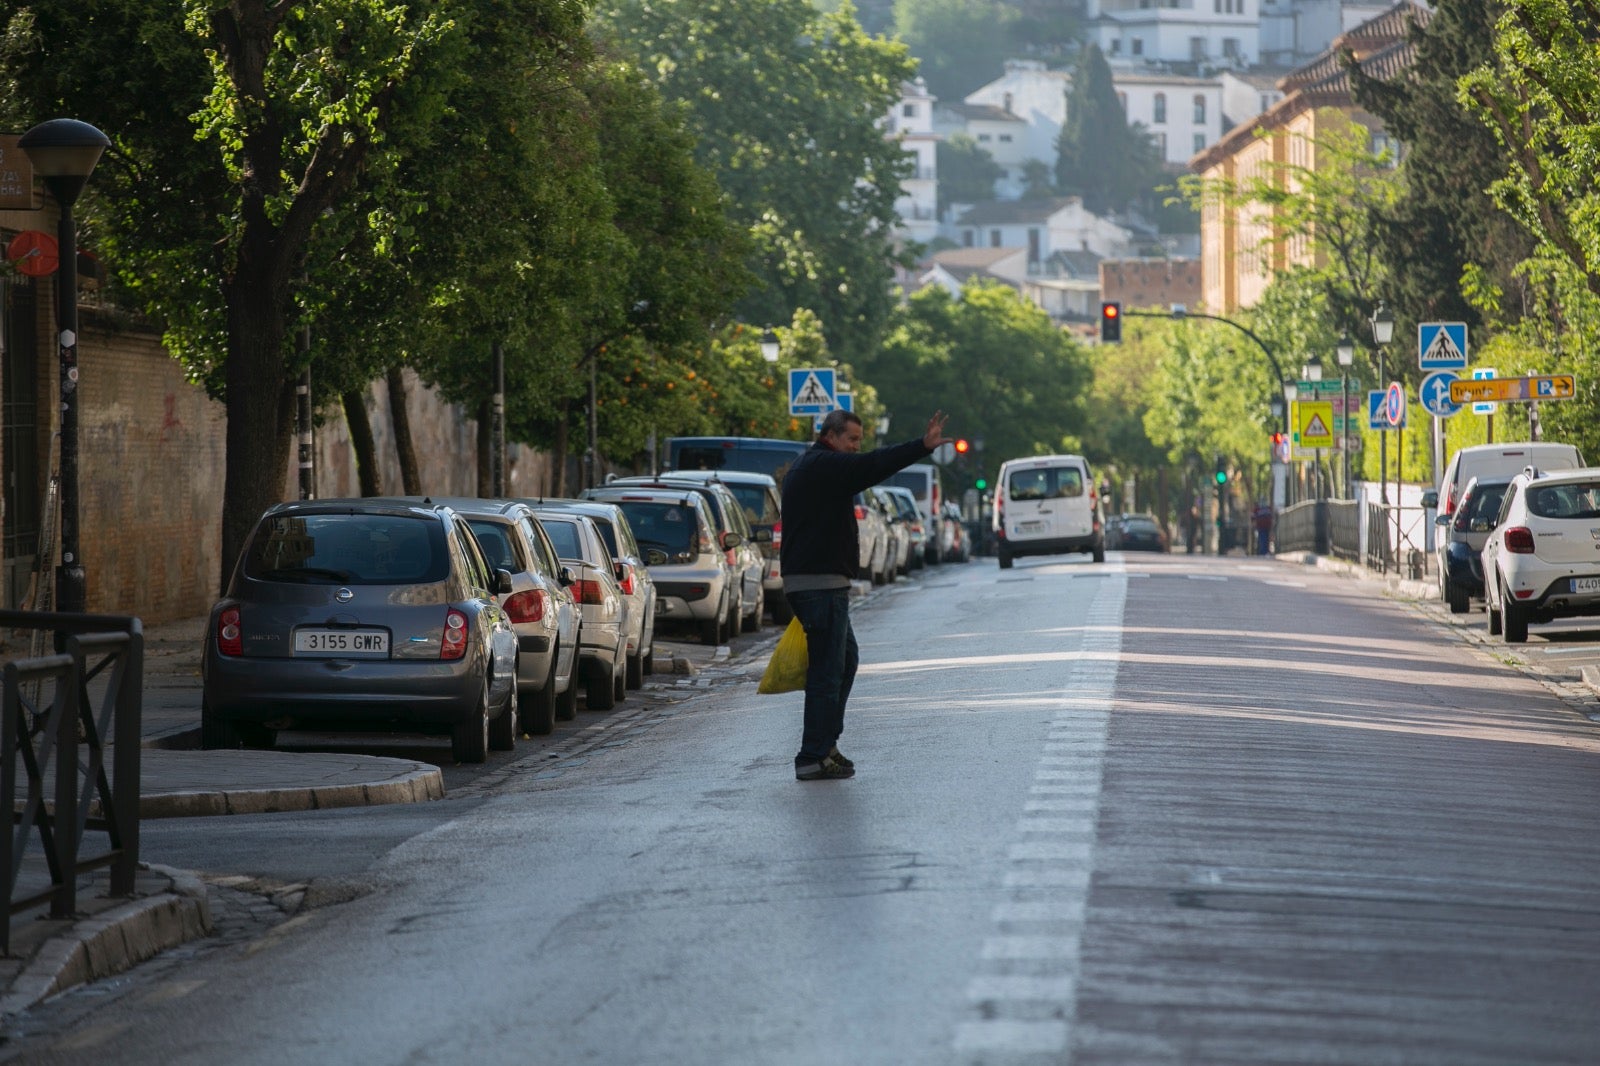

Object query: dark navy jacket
[780,437,934,580]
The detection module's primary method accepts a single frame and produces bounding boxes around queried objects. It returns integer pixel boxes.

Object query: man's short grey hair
[816,409,863,439]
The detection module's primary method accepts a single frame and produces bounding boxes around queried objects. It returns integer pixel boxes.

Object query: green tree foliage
[598,0,916,365]
[1054,43,1159,216]
[855,282,1090,479]
[1348,0,1532,327]
[892,0,1017,103]
[936,133,1002,214]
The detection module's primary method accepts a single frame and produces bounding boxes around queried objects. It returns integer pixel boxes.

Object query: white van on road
[1432,441,1585,517]
[992,454,1105,568]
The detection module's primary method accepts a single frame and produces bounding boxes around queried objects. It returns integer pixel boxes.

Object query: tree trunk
[387,366,421,494]
[551,399,571,498]
[343,390,381,497]
[219,273,297,594]
[476,399,492,497]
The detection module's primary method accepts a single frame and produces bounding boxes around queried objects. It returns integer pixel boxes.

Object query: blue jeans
[785,588,858,762]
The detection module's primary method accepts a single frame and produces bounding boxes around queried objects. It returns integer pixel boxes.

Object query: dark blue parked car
[1437,476,1512,614]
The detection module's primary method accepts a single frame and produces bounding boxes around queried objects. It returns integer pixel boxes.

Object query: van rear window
[1007,467,1083,500]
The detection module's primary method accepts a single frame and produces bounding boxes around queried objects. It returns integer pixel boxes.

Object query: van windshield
[672,440,806,481]
[881,469,931,505]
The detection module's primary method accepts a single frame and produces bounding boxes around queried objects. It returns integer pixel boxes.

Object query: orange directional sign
[1449,374,1575,403]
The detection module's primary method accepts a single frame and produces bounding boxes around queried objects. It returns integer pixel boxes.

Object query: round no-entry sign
[1384,381,1405,427]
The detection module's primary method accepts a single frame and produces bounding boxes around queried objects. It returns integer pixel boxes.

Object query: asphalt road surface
[5,552,1598,1064]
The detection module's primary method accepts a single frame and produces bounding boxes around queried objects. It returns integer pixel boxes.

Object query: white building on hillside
[884,78,940,245]
[963,61,1073,169]
[1112,71,1225,164]
[950,197,1134,266]
[932,101,1029,200]
[1088,0,1262,70]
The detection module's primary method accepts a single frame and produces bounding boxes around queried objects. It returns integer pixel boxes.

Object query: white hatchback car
[1480,466,1600,643]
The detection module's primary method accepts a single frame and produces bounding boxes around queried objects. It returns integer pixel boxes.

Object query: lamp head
[1370,302,1394,346]
[1303,353,1323,382]
[758,328,780,363]
[1283,380,1298,404]
[18,119,109,208]
[1336,332,1355,367]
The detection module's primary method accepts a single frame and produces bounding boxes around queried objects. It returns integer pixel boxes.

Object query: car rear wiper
[264,567,357,583]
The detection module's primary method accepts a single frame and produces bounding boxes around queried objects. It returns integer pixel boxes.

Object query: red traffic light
[954,438,971,454]
[1102,304,1119,320]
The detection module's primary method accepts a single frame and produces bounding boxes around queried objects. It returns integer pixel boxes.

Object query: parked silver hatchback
[201,499,520,763]
[527,499,659,689]
[583,486,737,645]
[434,498,582,735]
[530,509,629,710]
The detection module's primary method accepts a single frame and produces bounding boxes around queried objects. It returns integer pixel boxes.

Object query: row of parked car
[201,468,971,763]
[1428,441,1600,644]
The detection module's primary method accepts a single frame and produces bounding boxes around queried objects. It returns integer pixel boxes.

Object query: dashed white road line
[953,567,1125,1062]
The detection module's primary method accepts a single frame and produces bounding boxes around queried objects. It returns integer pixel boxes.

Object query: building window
[1131,38,1144,56]
[977,133,992,142]
[964,230,975,247]
[990,229,1002,247]
[1154,132,1167,158]
[903,104,916,118]
[1223,37,1240,58]
[1110,39,1122,55]
[1193,95,1206,123]
[998,133,1013,142]
[1028,228,1041,263]
[1193,132,1206,152]
[1117,92,1128,113]
[1260,93,1272,112]
[1191,36,1207,59]
[1153,93,1167,124]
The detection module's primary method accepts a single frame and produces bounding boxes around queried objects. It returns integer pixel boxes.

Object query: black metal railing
[1,612,142,955]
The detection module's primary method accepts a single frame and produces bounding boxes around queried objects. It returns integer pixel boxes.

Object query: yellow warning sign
[1295,400,1334,448]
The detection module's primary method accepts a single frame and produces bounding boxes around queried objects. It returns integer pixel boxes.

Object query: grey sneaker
[795,754,855,780]
[827,747,854,770]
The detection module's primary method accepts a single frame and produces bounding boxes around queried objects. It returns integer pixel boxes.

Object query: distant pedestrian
[1253,500,1273,556]
[780,409,951,781]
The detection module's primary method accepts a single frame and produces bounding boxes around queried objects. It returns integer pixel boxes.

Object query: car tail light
[854,504,867,520]
[1443,487,1457,516]
[1504,526,1536,554]
[772,520,782,549]
[504,589,548,624]
[441,609,469,660]
[615,562,636,596]
[217,607,242,657]
[575,579,605,605]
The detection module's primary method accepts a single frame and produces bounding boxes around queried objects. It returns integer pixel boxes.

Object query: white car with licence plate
[1481,466,1600,643]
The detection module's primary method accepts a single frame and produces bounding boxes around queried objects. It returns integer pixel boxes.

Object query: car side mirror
[494,569,515,595]
[644,548,668,566]
[720,531,744,550]
[753,528,773,543]
[1434,514,1450,527]
[1421,490,1439,509]
[558,566,577,587]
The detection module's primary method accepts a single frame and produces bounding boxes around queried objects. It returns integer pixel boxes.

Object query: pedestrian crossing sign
[1418,322,1468,370]
[788,368,837,416]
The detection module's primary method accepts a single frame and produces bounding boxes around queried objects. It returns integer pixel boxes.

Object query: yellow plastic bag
[758,617,808,694]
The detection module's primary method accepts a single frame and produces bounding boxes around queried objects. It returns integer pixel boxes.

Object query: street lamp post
[1370,303,1395,504]
[18,118,109,615]
[1282,378,1298,505]
[1337,332,1355,498]
[1303,353,1324,499]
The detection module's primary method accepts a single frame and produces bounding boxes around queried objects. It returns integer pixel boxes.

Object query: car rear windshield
[540,519,586,561]
[1124,517,1159,534]
[466,519,522,573]
[244,513,447,585]
[615,502,698,559]
[1454,484,1509,531]
[1526,480,1600,519]
[726,484,779,526]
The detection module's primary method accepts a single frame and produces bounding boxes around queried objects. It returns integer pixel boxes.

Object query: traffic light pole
[1124,309,1290,439]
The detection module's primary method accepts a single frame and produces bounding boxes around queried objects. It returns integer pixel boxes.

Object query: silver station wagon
[201,499,520,763]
